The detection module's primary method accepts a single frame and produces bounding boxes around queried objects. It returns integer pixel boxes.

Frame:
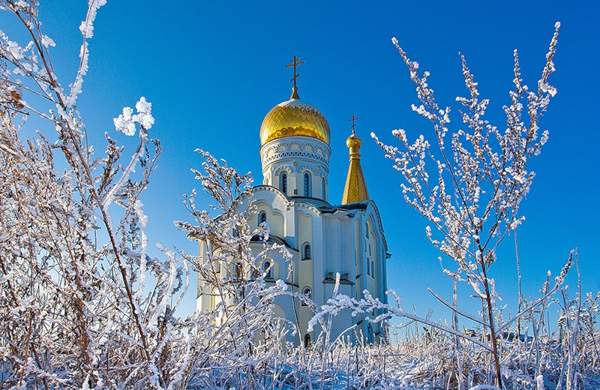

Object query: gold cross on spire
[286,55,304,99]
[350,114,359,135]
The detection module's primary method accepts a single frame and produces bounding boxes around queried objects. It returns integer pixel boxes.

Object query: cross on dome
[286,55,304,99]
[350,114,359,136]
[259,57,330,146]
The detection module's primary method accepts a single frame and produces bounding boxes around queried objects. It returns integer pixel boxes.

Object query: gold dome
[260,98,330,146]
[346,133,362,150]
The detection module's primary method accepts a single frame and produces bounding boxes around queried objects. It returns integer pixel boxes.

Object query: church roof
[288,195,331,208]
[251,234,298,251]
[259,98,330,146]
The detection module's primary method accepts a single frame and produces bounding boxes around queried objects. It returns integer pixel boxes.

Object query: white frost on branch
[41,34,55,48]
[79,0,108,39]
[113,96,155,136]
[67,0,108,107]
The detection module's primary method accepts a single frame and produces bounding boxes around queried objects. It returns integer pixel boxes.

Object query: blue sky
[2,0,598,321]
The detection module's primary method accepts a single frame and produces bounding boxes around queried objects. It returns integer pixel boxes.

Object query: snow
[41,34,56,48]
[113,105,136,135]
[113,96,155,135]
[78,0,108,39]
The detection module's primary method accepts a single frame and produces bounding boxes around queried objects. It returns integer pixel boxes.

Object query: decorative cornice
[263,149,329,165]
[260,138,330,169]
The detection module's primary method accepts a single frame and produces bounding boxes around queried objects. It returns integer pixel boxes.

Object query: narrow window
[258,211,267,225]
[303,172,311,197]
[301,286,312,306]
[371,260,375,278]
[304,333,311,348]
[322,177,326,200]
[302,242,311,260]
[264,261,272,279]
[280,172,288,195]
[367,257,370,276]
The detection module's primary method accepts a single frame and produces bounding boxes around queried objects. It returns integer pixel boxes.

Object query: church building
[197,58,389,346]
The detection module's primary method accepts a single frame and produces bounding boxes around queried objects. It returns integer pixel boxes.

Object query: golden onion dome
[259,97,330,146]
[346,133,362,150]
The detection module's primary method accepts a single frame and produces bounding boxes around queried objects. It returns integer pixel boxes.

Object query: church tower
[341,115,369,204]
[259,56,330,200]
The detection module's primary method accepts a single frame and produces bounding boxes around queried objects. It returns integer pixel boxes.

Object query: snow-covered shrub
[0,1,287,387]
[311,21,599,390]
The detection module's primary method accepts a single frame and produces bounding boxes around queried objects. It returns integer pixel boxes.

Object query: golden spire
[342,115,369,205]
[286,55,304,100]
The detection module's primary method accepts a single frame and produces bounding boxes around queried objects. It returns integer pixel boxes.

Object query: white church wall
[270,300,302,345]
[325,214,358,278]
[365,217,378,298]
[296,212,313,293]
[271,210,284,237]
[323,282,355,342]
[310,212,325,310]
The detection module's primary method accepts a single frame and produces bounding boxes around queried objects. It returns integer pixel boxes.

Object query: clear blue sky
[2,1,598,321]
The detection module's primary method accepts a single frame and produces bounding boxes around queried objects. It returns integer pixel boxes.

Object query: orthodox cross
[350,114,359,135]
[287,55,304,99]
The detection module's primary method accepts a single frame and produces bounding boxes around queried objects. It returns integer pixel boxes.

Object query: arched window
[367,257,371,276]
[304,333,311,348]
[235,262,243,280]
[258,211,267,225]
[301,286,312,306]
[280,172,288,195]
[302,242,311,260]
[322,177,326,200]
[303,172,312,197]
[371,260,375,278]
[263,261,272,279]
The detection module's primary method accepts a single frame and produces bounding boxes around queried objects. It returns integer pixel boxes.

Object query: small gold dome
[346,133,362,150]
[260,98,330,146]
